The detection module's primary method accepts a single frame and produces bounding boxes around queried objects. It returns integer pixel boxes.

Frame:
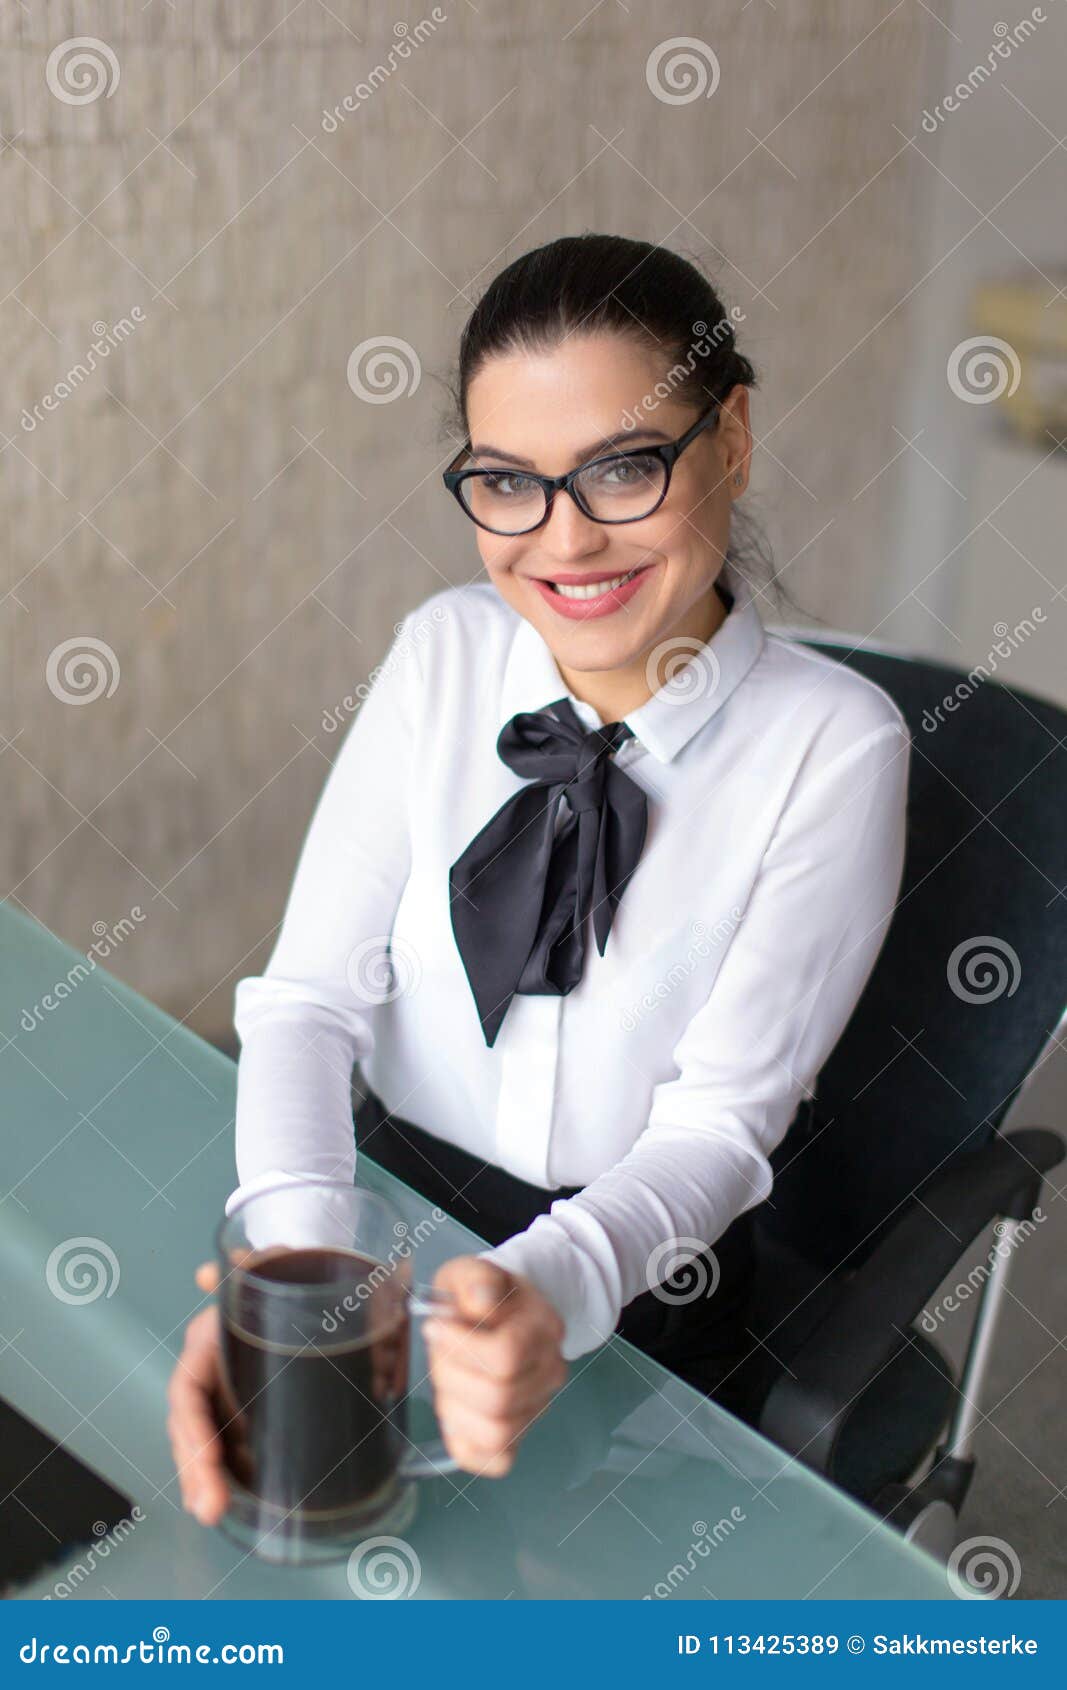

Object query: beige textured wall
[3,1,942,1036]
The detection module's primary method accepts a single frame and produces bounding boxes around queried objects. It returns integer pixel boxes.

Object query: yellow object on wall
[971,280,1067,446]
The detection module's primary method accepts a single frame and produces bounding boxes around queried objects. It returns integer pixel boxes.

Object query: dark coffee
[219,1246,410,1526]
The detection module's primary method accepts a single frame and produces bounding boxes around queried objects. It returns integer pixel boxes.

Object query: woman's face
[462,333,751,684]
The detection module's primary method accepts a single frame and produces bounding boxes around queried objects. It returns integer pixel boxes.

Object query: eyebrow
[467,425,672,470]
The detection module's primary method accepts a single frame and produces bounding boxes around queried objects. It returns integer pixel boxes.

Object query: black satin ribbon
[449,696,648,1047]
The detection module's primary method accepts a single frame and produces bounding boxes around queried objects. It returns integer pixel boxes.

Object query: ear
[716,385,752,492]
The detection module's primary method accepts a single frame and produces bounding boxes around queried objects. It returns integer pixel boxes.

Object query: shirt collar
[496,555,766,765]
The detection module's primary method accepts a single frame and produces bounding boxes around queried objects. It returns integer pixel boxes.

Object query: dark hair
[443,233,802,618]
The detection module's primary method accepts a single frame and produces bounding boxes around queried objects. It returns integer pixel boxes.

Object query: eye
[584,452,659,487]
[478,470,539,499]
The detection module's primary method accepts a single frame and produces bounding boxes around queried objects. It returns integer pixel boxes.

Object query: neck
[557,579,729,724]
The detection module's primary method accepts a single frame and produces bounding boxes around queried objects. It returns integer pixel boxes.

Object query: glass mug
[214,1176,457,1565]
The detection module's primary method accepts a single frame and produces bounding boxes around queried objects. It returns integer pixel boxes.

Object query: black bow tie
[449,697,648,1047]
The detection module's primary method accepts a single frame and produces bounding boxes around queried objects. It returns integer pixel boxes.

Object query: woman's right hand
[166,1263,232,1526]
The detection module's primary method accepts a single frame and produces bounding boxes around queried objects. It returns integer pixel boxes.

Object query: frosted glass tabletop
[0,900,951,1600]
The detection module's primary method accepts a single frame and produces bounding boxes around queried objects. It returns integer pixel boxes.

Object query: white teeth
[550,569,638,600]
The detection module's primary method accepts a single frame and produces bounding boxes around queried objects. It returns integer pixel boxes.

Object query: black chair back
[763,638,1067,1271]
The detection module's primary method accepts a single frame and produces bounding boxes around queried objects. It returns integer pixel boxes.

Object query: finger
[168,1357,227,1483]
[169,1377,243,1518]
[427,1328,566,1399]
[168,1401,231,1523]
[424,1316,550,1384]
[168,1414,231,1516]
[429,1355,557,1425]
[433,1257,517,1328]
[442,1437,513,1479]
[436,1400,523,1476]
[438,1428,515,1478]
[167,1315,231,1521]
[202,1245,257,1293]
[371,1324,406,1400]
[168,1309,220,1398]
[167,1350,226,1452]
[185,1459,230,1525]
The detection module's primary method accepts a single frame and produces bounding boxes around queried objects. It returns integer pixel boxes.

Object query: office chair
[737,630,1066,1558]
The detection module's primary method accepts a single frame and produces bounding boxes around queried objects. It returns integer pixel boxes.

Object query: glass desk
[0,900,951,1600]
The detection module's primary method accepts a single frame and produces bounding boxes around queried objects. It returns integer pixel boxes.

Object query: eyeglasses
[442,400,722,536]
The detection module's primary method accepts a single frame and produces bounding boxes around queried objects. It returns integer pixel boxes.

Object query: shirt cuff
[476,1207,621,1361]
[222,1169,356,1255]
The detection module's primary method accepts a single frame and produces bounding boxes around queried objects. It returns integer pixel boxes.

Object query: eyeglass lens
[459,450,669,534]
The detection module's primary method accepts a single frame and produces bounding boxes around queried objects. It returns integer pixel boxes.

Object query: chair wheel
[876,1480,958,1560]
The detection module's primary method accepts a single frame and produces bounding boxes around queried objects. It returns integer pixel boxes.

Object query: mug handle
[397,1285,461,1480]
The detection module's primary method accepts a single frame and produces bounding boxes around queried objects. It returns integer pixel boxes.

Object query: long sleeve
[481,713,912,1360]
[225,614,423,1216]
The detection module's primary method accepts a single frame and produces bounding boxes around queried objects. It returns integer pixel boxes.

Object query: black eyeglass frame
[442,398,724,535]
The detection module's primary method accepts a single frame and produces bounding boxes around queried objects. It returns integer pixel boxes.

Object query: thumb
[200,1246,256,1295]
[433,1256,515,1326]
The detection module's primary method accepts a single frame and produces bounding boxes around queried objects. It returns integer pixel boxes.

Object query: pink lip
[529,562,658,620]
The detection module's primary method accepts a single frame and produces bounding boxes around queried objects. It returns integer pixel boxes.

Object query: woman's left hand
[423,1257,567,1476]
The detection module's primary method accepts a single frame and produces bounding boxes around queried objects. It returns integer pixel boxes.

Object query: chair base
[875,1450,976,1561]
[893,1495,958,1560]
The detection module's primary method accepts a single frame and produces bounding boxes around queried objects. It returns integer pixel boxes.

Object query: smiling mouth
[541,566,645,600]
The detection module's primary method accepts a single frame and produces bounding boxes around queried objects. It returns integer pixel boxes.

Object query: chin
[543,621,648,673]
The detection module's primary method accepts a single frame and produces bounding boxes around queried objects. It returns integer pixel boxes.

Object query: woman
[167,234,910,1523]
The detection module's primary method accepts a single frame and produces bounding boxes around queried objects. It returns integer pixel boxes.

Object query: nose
[539,487,610,561]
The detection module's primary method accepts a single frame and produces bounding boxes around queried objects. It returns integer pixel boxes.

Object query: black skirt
[354,1086,758,1421]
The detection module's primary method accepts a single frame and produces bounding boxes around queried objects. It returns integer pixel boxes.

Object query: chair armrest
[758,1127,1064,1476]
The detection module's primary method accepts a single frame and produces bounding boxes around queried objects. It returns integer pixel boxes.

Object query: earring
[732,471,743,487]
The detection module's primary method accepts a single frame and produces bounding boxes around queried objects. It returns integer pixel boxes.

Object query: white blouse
[228,558,911,1360]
